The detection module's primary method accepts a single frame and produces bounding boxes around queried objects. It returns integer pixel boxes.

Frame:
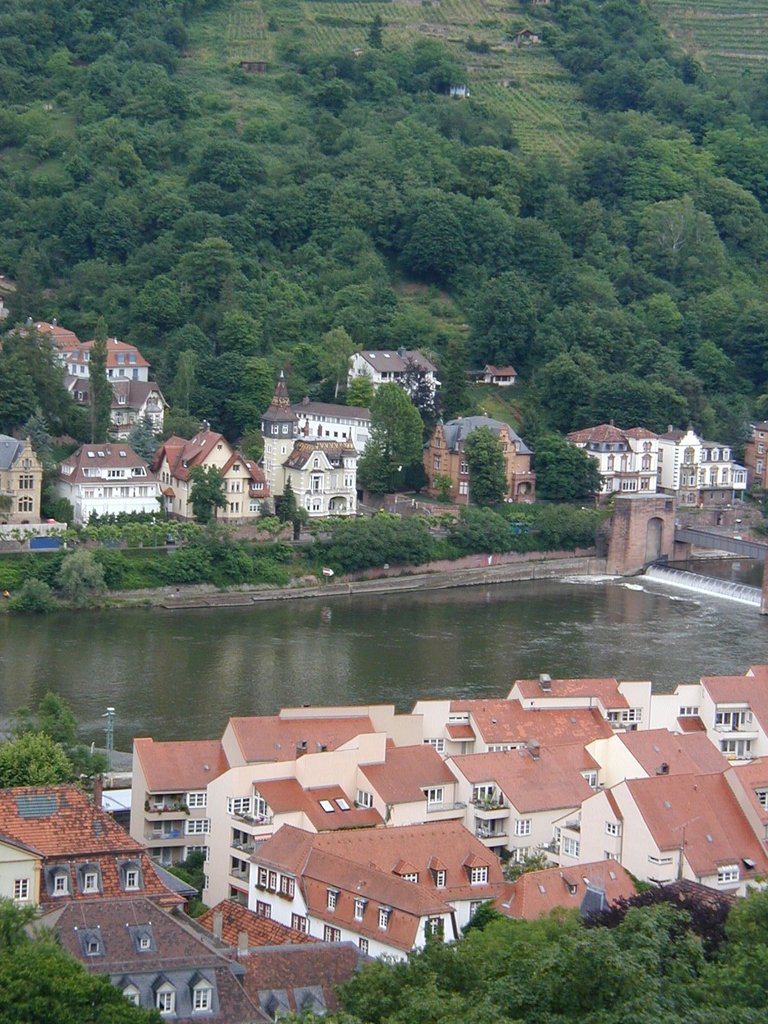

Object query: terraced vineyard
[650,0,768,78]
[185,0,590,156]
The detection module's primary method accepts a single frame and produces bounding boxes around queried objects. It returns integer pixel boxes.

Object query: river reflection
[1,573,767,749]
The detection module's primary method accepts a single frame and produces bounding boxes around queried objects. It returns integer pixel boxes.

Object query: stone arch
[645,517,663,562]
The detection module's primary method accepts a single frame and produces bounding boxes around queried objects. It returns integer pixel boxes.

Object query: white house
[66,377,168,439]
[657,426,747,506]
[57,444,161,524]
[65,338,150,382]
[291,397,371,453]
[348,349,439,397]
[566,424,659,498]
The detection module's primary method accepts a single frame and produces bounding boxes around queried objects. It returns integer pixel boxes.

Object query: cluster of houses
[4,320,766,526]
[127,665,768,962]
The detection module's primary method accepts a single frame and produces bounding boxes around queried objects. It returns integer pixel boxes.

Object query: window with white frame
[354,898,367,921]
[678,706,699,717]
[356,790,373,808]
[425,787,444,807]
[255,900,271,918]
[427,916,443,936]
[582,770,598,789]
[185,818,210,835]
[254,793,269,820]
[717,864,739,885]
[13,879,29,901]
[53,872,69,895]
[378,906,391,930]
[434,869,446,888]
[562,836,580,858]
[648,854,673,865]
[327,888,338,910]
[291,914,308,932]
[424,738,445,753]
[605,821,621,837]
[359,937,369,954]
[459,481,468,495]
[469,866,488,884]
[156,984,176,1015]
[192,982,212,1012]
[473,784,496,803]
[401,872,418,883]
[280,875,295,898]
[123,985,140,1006]
[514,819,532,837]
[125,868,140,890]
[756,789,768,809]
[227,796,252,816]
[187,791,207,808]
[83,870,99,893]
[324,925,341,942]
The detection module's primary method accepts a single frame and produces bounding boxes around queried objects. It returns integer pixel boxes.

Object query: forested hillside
[3,0,768,448]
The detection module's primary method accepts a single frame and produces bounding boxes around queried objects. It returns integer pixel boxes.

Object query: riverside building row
[131,667,768,959]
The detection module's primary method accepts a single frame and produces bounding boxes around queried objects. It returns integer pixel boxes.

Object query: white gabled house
[57,443,161,524]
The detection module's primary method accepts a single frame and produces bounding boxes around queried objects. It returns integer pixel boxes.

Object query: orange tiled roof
[228,714,376,763]
[134,737,229,792]
[255,779,383,830]
[495,861,636,920]
[617,729,726,776]
[702,669,768,735]
[199,900,318,946]
[361,745,457,804]
[624,773,768,880]
[451,745,596,812]
[450,699,614,747]
[512,676,629,709]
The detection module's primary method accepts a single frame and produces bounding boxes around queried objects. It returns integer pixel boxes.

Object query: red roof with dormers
[199,900,318,946]
[152,427,227,481]
[360,745,457,804]
[134,737,229,793]
[495,861,636,920]
[71,337,150,370]
[0,785,182,907]
[33,320,81,351]
[702,667,768,735]
[254,779,383,830]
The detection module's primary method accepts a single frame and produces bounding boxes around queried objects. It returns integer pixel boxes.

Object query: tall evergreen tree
[464,426,507,506]
[89,318,112,443]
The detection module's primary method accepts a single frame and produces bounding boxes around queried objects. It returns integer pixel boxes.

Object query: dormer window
[156,982,176,1015]
[378,906,391,930]
[469,865,489,884]
[123,984,140,1006]
[192,980,213,1013]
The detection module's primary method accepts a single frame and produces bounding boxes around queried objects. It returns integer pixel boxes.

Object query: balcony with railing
[474,825,507,848]
[471,798,509,820]
[425,800,466,820]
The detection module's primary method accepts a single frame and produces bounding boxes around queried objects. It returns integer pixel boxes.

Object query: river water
[1,563,767,751]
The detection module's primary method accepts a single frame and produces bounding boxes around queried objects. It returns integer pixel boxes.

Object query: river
[1,563,767,751]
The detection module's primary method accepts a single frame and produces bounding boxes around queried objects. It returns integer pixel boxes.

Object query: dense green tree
[368,14,384,49]
[0,731,72,787]
[464,427,507,506]
[89,318,112,444]
[188,464,227,524]
[534,433,603,501]
[470,271,538,371]
[358,384,424,493]
[57,550,107,607]
[127,414,159,461]
[346,375,374,408]
[318,327,356,399]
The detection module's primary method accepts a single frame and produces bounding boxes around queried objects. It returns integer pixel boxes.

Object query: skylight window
[319,800,335,813]
[335,798,350,811]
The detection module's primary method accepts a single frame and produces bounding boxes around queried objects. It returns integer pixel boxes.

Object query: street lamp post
[102,707,115,772]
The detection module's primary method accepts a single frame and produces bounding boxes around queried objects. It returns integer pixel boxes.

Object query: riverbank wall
[116,549,607,609]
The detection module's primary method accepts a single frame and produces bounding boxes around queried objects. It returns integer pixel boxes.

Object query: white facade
[566,425,658,497]
[291,399,371,453]
[657,427,747,505]
[348,350,439,395]
[57,445,161,524]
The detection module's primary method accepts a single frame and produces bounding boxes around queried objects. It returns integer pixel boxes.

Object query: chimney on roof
[302,396,310,406]
[201,420,210,432]
[667,424,673,432]
[237,930,249,957]
[93,775,103,809]
[656,762,670,775]
[52,317,57,327]
[539,673,552,692]
[527,739,541,760]
[296,740,308,756]
[212,910,223,940]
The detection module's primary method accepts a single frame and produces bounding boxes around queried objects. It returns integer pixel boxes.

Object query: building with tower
[261,374,358,517]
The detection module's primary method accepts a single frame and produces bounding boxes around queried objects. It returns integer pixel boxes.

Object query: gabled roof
[199,901,318,947]
[355,350,436,374]
[616,729,727,777]
[153,428,229,481]
[451,745,596,812]
[495,860,636,920]
[0,435,29,471]
[729,758,768,827]
[59,443,153,483]
[701,669,768,735]
[450,699,614,747]
[512,676,629,709]
[242,942,362,1017]
[438,416,531,455]
[44,897,265,1024]
[227,714,375,764]
[360,745,457,804]
[71,337,150,370]
[33,320,81,349]
[254,779,383,830]
[623,773,768,880]
[134,738,229,792]
[484,365,517,376]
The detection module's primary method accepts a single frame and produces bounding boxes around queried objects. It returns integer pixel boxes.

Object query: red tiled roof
[153,428,227,481]
[361,745,457,804]
[228,715,376,764]
[199,900,318,946]
[34,321,81,348]
[484,365,517,376]
[512,677,629,709]
[729,758,768,827]
[74,337,150,369]
[617,729,727,776]
[255,779,383,830]
[450,699,614,746]
[495,861,636,920]
[58,443,155,485]
[678,716,707,732]
[241,943,361,1015]
[451,745,596,812]
[702,669,768,735]
[134,738,229,792]
[567,424,629,444]
[446,723,475,740]
[624,773,768,879]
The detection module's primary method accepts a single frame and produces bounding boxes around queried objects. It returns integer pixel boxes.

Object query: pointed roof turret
[261,370,298,437]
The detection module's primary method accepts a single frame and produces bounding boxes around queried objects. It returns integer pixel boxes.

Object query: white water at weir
[644,565,762,607]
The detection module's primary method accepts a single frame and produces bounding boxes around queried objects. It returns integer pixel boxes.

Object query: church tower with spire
[261,370,298,498]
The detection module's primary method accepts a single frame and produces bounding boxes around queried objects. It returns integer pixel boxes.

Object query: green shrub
[8,578,55,614]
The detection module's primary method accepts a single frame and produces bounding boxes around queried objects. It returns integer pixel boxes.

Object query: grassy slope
[650,0,768,78]
[183,0,589,157]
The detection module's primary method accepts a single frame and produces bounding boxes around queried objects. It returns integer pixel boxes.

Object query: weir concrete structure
[607,494,768,615]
